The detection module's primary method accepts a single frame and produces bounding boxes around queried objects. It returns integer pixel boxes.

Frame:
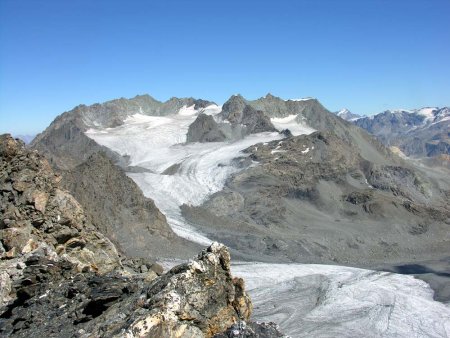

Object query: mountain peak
[335,108,361,121]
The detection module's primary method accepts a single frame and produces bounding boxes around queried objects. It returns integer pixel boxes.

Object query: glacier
[86,105,450,338]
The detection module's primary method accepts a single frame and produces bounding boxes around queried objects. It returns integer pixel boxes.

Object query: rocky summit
[0,135,283,338]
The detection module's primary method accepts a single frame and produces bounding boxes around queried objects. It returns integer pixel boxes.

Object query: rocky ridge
[186,95,278,144]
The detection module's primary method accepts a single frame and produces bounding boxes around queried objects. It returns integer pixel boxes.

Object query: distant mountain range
[335,107,450,157]
[13,134,35,144]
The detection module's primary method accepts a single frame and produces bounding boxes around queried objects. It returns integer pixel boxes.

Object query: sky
[1,0,449,135]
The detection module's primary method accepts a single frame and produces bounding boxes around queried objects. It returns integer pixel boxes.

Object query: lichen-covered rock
[124,242,252,338]
[0,243,255,338]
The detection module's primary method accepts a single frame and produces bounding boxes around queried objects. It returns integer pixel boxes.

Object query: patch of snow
[337,108,351,116]
[271,115,298,124]
[417,107,437,121]
[301,147,310,154]
[178,105,198,116]
[200,104,222,116]
[270,115,316,136]
[289,97,315,102]
[432,115,450,124]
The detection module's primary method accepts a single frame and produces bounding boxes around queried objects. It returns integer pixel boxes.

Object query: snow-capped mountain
[334,108,362,121]
[354,107,450,157]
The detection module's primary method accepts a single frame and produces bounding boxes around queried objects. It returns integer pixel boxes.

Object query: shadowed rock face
[241,106,277,134]
[187,114,227,143]
[217,95,278,136]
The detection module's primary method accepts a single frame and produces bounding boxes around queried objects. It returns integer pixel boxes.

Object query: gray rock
[241,106,277,134]
[187,113,227,143]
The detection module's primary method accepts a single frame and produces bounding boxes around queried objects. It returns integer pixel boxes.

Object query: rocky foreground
[0,135,283,337]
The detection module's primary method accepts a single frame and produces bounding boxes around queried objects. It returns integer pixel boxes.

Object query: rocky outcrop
[241,106,277,134]
[218,95,277,135]
[0,134,121,308]
[0,241,257,338]
[187,114,227,143]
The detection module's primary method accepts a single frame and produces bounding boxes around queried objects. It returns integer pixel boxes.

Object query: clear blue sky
[1,0,449,135]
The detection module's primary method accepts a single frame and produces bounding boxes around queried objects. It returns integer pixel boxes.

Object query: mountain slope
[62,151,200,258]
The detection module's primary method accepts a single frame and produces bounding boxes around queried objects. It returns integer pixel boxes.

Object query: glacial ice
[232,262,450,337]
[86,104,450,337]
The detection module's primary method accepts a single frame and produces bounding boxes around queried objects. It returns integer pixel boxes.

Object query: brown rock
[1,227,32,252]
[12,180,30,192]
[0,134,21,158]
[21,238,39,254]
[32,191,49,213]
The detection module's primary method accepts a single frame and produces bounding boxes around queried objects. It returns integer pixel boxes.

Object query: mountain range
[2,93,449,337]
[335,107,450,158]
